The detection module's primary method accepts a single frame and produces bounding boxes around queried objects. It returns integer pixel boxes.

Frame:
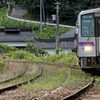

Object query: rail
[61,77,95,100]
[0,61,43,94]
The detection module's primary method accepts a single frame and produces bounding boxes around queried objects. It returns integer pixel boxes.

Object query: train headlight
[84,46,93,52]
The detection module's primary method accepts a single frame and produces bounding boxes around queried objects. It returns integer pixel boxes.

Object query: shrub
[7,50,42,62]
[42,52,78,65]
[0,44,18,54]
[0,57,5,69]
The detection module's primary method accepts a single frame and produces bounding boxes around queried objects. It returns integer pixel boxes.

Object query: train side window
[96,19,100,37]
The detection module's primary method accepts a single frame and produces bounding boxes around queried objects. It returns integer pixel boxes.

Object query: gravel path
[0,89,32,100]
[80,87,100,100]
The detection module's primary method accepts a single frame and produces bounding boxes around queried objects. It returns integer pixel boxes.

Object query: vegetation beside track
[42,52,78,65]
[0,7,69,39]
[0,62,26,83]
[6,50,78,66]
[64,69,92,89]
[21,64,68,90]
[94,76,100,87]
[0,63,40,89]
[6,50,41,62]
[0,57,5,69]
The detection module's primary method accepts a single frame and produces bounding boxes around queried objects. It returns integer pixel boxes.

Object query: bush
[42,52,78,65]
[0,57,5,69]
[0,44,18,54]
[7,50,42,62]
[37,47,48,56]
[38,26,69,39]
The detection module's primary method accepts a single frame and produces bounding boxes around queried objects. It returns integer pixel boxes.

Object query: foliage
[9,0,100,25]
[25,40,48,56]
[42,52,78,65]
[0,57,5,69]
[0,7,41,33]
[0,44,18,54]
[25,39,37,54]
[38,26,69,39]
[0,7,69,39]
[7,50,42,62]
[95,77,100,87]
[37,47,48,56]
[56,48,63,54]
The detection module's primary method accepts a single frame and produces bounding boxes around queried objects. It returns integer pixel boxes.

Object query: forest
[0,0,100,25]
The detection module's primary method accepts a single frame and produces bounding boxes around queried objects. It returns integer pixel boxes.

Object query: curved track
[39,64,95,100]
[0,66,27,84]
[61,77,95,100]
[61,65,100,100]
[0,61,43,94]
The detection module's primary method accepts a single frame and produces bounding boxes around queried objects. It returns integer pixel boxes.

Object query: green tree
[6,0,100,25]
[25,40,37,54]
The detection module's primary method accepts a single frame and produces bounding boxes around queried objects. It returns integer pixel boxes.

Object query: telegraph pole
[40,0,46,33]
[55,1,61,54]
[42,0,46,27]
[40,0,42,33]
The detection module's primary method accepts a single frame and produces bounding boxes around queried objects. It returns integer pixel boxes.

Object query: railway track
[0,61,43,94]
[0,66,27,84]
[61,77,95,100]
[1,61,97,100]
[38,64,96,100]
[61,66,100,100]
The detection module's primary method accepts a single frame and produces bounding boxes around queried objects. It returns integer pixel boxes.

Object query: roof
[35,39,75,49]
[79,7,100,16]
[59,29,76,40]
[0,28,36,42]
[35,29,76,49]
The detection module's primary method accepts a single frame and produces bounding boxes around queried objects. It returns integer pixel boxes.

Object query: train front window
[81,14,94,37]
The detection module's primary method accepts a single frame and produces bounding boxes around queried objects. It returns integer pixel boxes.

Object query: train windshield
[81,14,94,37]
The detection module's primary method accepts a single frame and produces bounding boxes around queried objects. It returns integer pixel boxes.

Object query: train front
[77,8,100,69]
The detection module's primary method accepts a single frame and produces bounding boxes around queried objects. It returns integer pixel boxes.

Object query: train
[77,8,100,69]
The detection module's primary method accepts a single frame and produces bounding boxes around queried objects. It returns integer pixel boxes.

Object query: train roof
[79,8,100,16]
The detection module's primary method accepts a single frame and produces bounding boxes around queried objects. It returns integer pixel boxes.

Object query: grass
[0,57,5,69]
[0,63,39,89]
[94,76,100,87]
[0,62,25,82]
[42,52,78,65]
[64,69,92,89]
[21,64,68,91]
[21,63,92,94]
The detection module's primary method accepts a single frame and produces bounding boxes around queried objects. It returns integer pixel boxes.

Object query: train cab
[77,8,100,69]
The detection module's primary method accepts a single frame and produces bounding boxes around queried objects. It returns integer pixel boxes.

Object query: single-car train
[77,8,100,69]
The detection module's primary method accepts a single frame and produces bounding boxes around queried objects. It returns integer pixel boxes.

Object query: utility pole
[55,1,61,54]
[40,0,46,33]
[40,0,42,33]
[42,0,46,27]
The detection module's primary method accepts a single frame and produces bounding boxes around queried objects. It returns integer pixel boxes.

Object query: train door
[96,18,100,56]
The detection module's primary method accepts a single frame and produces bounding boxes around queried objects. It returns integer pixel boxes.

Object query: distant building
[0,28,76,54]
[35,29,76,54]
[0,28,36,49]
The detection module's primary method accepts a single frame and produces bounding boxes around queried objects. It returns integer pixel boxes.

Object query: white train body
[77,8,100,69]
